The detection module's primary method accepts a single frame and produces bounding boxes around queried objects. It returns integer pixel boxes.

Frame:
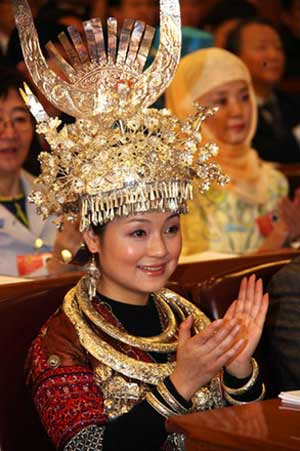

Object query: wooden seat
[0,272,81,451]
[194,258,295,320]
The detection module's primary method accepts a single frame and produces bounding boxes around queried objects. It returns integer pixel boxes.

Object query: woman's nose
[0,119,17,138]
[148,234,168,257]
[229,99,243,115]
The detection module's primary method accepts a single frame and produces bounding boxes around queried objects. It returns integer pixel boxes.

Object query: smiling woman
[166,47,294,255]
[13,0,268,449]
[0,68,57,275]
[0,67,82,276]
[197,79,252,146]
[85,212,182,305]
[0,89,33,174]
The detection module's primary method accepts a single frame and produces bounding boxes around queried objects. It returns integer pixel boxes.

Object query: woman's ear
[83,228,100,254]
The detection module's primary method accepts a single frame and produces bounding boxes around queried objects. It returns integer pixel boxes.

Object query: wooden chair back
[0,273,81,451]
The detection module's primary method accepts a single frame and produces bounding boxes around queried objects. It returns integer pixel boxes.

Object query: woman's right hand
[170,316,245,401]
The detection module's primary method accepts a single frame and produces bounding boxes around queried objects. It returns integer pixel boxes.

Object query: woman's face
[85,211,182,305]
[0,89,34,176]
[198,80,252,146]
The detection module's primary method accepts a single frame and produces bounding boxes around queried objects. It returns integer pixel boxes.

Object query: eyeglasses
[0,113,33,134]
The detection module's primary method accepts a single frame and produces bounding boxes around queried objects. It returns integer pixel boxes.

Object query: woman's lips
[137,264,166,276]
[0,146,17,154]
[228,124,245,133]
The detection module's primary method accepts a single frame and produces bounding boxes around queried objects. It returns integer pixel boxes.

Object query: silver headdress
[12,0,228,231]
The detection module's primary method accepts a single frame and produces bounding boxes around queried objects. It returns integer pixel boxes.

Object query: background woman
[166,47,300,255]
[0,67,81,276]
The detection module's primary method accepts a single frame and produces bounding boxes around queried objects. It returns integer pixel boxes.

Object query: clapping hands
[224,275,269,378]
[170,275,268,400]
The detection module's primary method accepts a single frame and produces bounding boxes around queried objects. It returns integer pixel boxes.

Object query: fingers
[250,278,264,319]
[177,315,193,349]
[174,318,247,394]
[188,318,223,348]
[219,337,246,366]
[235,275,267,324]
[194,318,241,355]
[243,274,257,317]
[236,275,256,315]
[238,277,247,308]
[254,293,269,329]
[224,300,237,320]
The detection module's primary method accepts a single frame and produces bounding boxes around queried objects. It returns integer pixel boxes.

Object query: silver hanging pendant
[87,253,100,300]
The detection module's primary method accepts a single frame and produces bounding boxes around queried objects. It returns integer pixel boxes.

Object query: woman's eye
[165,224,179,234]
[131,229,146,237]
[12,115,30,123]
[215,98,227,106]
[240,93,250,102]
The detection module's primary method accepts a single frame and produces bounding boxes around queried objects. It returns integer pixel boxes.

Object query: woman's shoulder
[26,305,86,384]
[262,163,289,191]
[260,161,286,179]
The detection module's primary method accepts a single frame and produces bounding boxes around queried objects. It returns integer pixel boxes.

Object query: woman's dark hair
[92,223,106,237]
[70,223,106,266]
[0,66,26,100]
[224,17,280,56]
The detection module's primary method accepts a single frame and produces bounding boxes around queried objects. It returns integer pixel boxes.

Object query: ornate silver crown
[12,0,228,230]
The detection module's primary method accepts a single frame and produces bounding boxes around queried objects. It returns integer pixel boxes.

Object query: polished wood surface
[171,248,300,285]
[167,399,300,451]
[0,270,82,301]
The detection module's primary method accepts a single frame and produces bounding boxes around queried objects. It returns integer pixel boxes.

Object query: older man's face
[239,24,285,89]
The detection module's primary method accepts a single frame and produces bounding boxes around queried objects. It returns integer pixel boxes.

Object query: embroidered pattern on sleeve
[63,425,105,451]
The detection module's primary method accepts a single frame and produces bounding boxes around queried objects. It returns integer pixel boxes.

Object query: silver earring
[87,253,100,300]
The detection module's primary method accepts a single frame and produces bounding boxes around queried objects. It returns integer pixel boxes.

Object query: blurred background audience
[1,0,300,271]
[278,0,300,80]
[108,0,158,25]
[225,18,300,164]
[201,0,259,47]
[166,48,300,255]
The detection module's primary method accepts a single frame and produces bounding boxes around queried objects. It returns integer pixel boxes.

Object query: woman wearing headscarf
[166,47,300,255]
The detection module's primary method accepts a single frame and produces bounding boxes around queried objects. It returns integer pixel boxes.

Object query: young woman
[14,1,268,449]
[166,47,300,255]
[27,210,268,451]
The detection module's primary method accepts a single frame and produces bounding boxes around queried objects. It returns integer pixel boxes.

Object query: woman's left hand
[223,275,269,378]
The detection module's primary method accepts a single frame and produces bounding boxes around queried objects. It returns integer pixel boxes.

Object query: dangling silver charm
[87,253,100,300]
